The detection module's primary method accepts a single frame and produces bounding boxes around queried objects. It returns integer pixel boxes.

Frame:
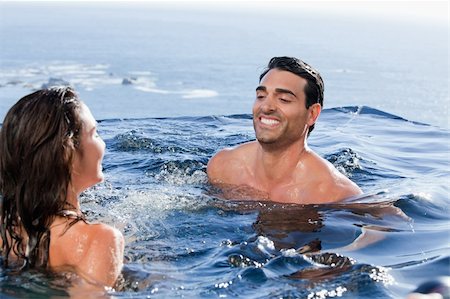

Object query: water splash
[324,148,361,177]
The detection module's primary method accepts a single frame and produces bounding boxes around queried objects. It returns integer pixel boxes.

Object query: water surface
[3,107,448,298]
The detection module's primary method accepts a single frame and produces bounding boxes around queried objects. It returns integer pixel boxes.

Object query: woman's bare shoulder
[61,221,123,254]
[51,220,124,286]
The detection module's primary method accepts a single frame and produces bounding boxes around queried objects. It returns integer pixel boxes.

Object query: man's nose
[260,95,276,113]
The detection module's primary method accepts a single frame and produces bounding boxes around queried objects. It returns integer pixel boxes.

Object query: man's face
[252,69,313,147]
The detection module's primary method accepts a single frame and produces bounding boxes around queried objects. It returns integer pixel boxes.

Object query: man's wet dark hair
[259,56,324,135]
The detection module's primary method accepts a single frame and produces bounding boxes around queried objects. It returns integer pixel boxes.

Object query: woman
[0,87,124,289]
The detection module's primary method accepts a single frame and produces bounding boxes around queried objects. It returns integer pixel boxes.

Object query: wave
[329,106,429,126]
[95,106,429,125]
[0,62,218,98]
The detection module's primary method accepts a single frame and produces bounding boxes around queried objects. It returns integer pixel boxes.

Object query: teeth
[260,117,279,125]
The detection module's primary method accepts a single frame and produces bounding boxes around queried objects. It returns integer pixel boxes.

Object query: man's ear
[307,103,321,126]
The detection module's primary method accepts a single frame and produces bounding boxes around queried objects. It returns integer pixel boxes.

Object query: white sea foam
[256,236,275,256]
[181,89,218,99]
[134,86,170,94]
[155,164,208,186]
[0,67,43,78]
[109,187,207,224]
[281,248,299,257]
[307,286,348,299]
[70,77,123,90]
[134,85,218,99]
[0,63,114,89]
[413,192,432,201]
[0,63,218,99]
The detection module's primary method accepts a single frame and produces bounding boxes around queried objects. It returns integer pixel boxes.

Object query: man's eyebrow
[255,86,297,98]
[274,88,297,98]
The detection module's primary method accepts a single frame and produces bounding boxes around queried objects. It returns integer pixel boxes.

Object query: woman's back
[49,215,124,287]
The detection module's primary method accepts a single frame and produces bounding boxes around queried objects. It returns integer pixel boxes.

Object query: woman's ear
[307,103,321,126]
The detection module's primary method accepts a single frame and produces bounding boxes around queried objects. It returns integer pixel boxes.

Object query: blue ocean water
[0,2,448,128]
[0,2,449,298]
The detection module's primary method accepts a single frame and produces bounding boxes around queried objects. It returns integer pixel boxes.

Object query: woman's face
[71,103,105,194]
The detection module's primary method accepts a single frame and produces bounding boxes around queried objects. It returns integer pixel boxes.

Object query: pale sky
[1,0,447,25]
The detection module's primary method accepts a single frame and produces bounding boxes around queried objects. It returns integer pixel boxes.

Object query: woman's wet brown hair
[0,87,82,268]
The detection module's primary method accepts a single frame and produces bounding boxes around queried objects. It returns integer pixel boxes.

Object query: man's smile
[259,116,280,127]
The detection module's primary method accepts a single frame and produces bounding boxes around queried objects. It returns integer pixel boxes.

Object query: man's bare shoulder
[303,151,362,202]
[209,142,256,162]
[207,141,257,184]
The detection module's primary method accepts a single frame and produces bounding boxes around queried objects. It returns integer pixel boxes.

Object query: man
[207,56,362,204]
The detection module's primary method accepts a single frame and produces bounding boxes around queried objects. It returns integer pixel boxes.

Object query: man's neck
[254,139,308,187]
